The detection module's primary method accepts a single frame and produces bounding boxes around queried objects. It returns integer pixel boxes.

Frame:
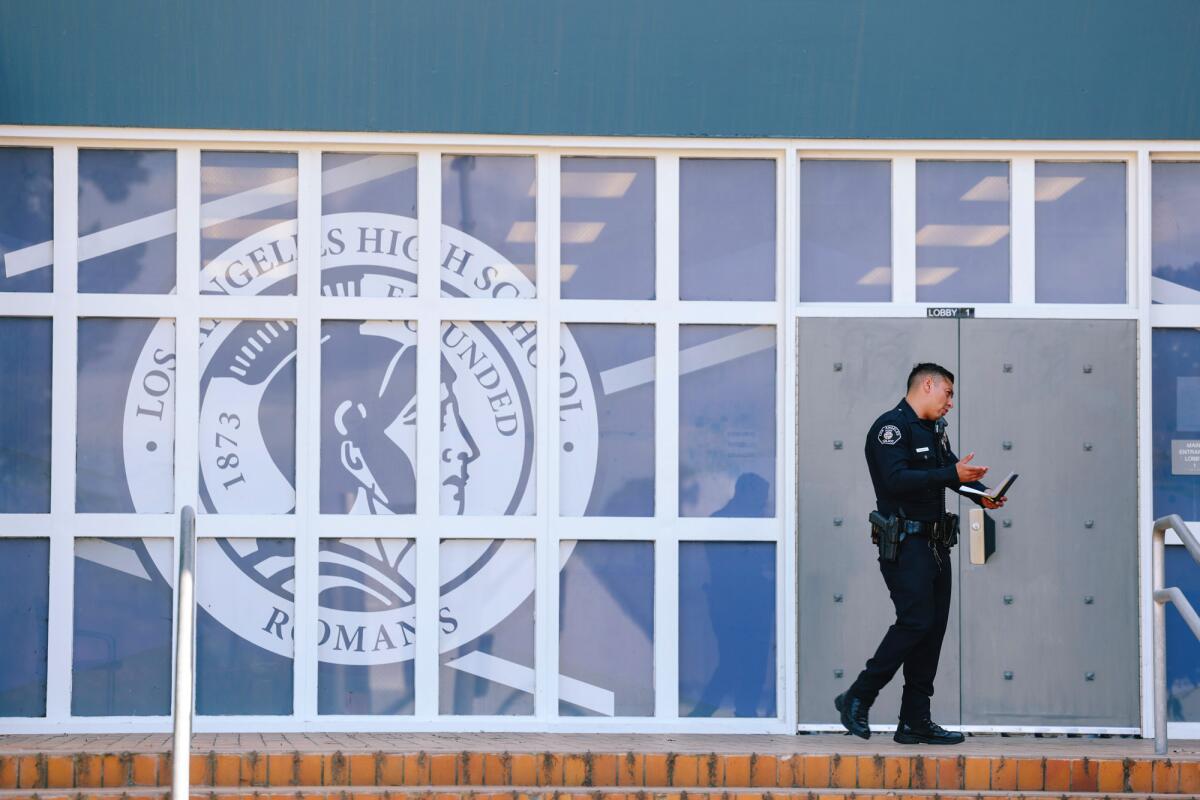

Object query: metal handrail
[1151,513,1200,755]
[172,507,196,800]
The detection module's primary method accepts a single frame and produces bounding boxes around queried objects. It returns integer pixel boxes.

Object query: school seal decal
[122,211,598,670]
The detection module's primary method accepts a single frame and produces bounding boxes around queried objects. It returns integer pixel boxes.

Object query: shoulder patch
[877,424,902,446]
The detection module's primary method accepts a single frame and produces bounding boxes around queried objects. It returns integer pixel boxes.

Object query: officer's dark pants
[849,534,952,723]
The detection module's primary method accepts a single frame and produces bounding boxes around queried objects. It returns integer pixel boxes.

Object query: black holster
[932,512,960,548]
[869,510,902,563]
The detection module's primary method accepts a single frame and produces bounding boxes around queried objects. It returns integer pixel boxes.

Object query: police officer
[835,363,1007,744]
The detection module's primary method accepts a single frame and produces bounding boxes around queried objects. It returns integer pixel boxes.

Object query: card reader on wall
[968,507,996,565]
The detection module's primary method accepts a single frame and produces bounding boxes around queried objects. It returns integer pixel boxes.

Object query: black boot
[893,717,965,745]
[834,692,871,739]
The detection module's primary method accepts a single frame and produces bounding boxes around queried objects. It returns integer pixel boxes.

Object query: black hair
[907,362,954,391]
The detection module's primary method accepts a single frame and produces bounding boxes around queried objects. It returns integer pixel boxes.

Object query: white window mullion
[535,153,560,718]
[1136,149,1156,737]
[413,149,441,719]
[892,157,917,304]
[292,148,322,722]
[172,147,201,721]
[1011,158,1036,304]
[654,155,680,719]
[46,144,79,721]
[782,147,799,730]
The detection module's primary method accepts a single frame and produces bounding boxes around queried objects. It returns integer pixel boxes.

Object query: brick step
[2,753,1196,796]
[0,787,1191,800]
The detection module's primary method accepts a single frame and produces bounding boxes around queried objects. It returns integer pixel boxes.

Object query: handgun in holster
[868,510,902,563]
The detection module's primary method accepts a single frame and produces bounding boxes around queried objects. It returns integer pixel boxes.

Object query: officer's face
[931,377,955,418]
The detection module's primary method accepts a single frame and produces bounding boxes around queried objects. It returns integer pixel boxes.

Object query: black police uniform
[847,398,985,724]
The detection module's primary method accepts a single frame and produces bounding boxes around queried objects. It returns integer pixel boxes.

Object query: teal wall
[3,0,1200,139]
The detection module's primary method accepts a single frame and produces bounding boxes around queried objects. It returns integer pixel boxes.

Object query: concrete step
[0,787,1193,800]
[1,752,1198,796]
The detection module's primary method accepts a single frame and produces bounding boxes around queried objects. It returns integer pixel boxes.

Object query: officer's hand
[981,495,1006,510]
[956,452,989,483]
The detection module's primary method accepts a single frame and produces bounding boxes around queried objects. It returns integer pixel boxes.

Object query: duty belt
[900,516,957,544]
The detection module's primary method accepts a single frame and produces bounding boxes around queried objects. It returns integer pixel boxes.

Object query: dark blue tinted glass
[0,538,49,716]
[0,317,52,512]
[78,149,176,294]
[679,541,776,717]
[0,148,52,293]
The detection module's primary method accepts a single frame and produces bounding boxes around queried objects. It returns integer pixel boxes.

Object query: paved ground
[0,733,1196,759]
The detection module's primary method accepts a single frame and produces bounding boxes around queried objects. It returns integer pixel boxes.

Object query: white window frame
[0,126,1185,738]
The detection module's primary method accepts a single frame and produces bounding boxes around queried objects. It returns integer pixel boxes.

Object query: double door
[796,318,1138,728]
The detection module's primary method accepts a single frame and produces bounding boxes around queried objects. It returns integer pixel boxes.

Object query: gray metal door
[797,317,1139,729]
[957,319,1139,727]
[796,318,960,724]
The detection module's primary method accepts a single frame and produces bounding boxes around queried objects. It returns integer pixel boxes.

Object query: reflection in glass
[1152,329,1200,520]
[560,157,654,299]
[916,161,1010,302]
[78,149,177,294]
[198,319,296,514]
[559,541,654,716]
[321,321,416,514]
[442,155,536,295]
[680,159,775,300]
[200,151,297,296]
[562,324,654,516]
[0,539,49,716]
[679,325,775,518]
[77,319,175,513]
[800,160,891,301]
[321,153,418,298]
[0,147,52,293]
[318,538,415,715]
[1152,162,1200,303]
[196,538,294,715]
[440,539,535,715]
[440,322,536,516]
[72,538,172,716]
[1035,162,1126,303]
[679,541,776,717]
[0,318,51,513]
[1166,547,1200,721]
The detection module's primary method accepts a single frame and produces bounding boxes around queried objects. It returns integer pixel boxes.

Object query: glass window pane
[560,157,654,300]
[77,319,175,513]
[800,160,891,302]
[559,540,654,716]
[916,161,1010,303]
[0,318,52,513]
[1035,162,1127,303]
[78,149,177,294]
[440,539,535,715]
[321,153,418,298]
[679,325,775,518]
[72,538,173,716]
[196,537,294,715]
[562,323,654,517]
[1152,162,1200,303]
[1153,328,1200,520]
[200,151,297,296]
[440,321,536,516]
[0,147,53,293]
[442,155,536,297]
[318,538,415,715]
[321,320,416,514]
[680,159,775,301]
[679,541,776,718]
[1166,546,1200,721]
[199,319,296,514]
[0,538,49,716]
